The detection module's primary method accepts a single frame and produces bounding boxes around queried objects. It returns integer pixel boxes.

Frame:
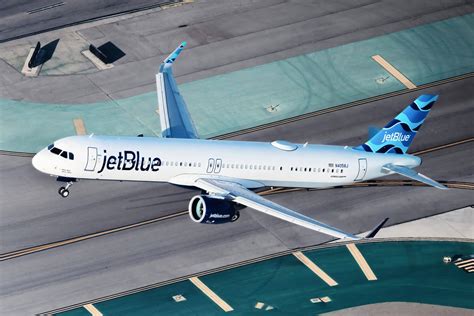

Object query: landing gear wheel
[57,179,74,198]
[231,211,240,222]
[58,187,69,198]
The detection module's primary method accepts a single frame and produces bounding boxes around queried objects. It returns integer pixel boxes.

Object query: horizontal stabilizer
[383,164,448,190]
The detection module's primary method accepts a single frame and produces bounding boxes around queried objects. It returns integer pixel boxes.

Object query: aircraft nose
[32,149,47,172]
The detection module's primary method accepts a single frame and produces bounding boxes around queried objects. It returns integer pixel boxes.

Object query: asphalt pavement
[0,0,171,42]
[0,77,473,315]
[0,1,473,315]
[1,0,473,103]
[1,76,473,254]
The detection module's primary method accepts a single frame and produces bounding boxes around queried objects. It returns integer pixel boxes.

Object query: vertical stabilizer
[354,94,438,154]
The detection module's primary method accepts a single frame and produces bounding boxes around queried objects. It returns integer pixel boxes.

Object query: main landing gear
[57,177,76,198]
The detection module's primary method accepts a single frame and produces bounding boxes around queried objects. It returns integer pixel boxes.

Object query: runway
[1,136,473,261]
[1,78,473,315]
[0,0,171,42]
[2,75,473,253]
[0,1,473,314]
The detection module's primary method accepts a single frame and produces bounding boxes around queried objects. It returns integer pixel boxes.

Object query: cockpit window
[49,145,74,160]
[50,147,61,155]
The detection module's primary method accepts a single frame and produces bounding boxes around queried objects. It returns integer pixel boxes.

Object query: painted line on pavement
[73,118,87,135]
[189,277,234,312]
[346,243,377,281]
[455,258,474,268]
[372,54,417,89]
[83,304,103,316]
[293,251,338,286]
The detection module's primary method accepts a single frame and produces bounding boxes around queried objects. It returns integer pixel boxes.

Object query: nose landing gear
[58,184,71,197]
[57,177,76,198]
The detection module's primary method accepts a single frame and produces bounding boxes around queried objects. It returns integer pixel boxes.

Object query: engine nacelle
[188,195,240,224]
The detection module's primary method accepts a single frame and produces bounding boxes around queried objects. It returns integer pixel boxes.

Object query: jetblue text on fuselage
[382,132,411,143]
[97,150,161,173]
[210,213,230,219]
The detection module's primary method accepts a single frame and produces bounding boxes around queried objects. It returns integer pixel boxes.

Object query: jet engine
[188,195,240,224]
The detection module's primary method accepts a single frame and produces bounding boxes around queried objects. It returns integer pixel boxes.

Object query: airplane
[32,42,447,241]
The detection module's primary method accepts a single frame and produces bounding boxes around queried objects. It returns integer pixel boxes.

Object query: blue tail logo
[354,94,438,154]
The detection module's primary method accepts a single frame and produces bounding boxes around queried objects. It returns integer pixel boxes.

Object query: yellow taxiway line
[372,54,417,89]
[293,251,338,286]
[83,304,103,316]
[189,277,234,312]
[73,118,87,135]
[346,243,377,281]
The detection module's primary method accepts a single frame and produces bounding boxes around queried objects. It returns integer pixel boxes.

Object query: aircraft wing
[156,42,199,139]
[194,178,359,240]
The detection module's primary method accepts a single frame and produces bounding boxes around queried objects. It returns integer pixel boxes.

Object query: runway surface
[1,77,473,315]
[1,1,473,315]
[1,0,473,103]
[0,0,170,42]
[1,76,473,253]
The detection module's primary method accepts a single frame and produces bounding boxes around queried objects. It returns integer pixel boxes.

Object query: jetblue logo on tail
[382,132,410,143]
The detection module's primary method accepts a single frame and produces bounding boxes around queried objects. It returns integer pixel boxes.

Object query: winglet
[160,41,187,72]
[365,218,389,238]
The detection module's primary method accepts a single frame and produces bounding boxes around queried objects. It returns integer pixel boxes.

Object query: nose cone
[32,149,48,173]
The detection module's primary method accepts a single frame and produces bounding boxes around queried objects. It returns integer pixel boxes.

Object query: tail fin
[354,94,438,154]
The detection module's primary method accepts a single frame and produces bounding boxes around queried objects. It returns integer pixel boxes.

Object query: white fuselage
[32,135,421,189]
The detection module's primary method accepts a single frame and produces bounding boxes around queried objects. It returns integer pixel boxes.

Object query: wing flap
[195,178,359,240]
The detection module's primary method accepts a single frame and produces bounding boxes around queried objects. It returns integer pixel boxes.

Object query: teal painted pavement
[59,280,223,316]
[1,14,473,153]
[56,241,474,315]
